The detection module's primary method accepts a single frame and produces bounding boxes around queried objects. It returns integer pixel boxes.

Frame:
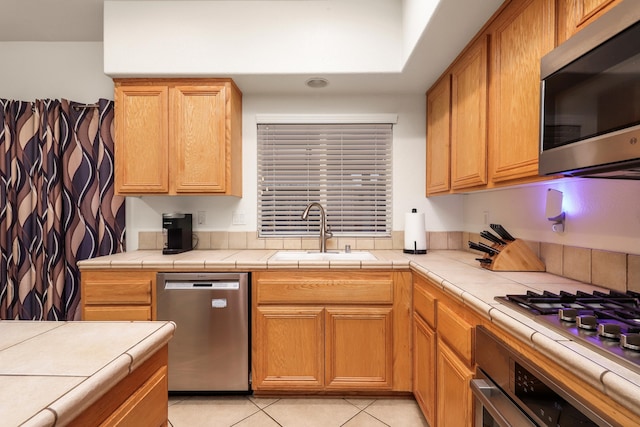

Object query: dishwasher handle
[164,281,240,290]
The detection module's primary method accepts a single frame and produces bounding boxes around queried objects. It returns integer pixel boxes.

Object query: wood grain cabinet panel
[436,339,474,427]
[114,78,242,196]
[488,0,555,184]
[450,35,489,190]
[325,307,393,390]
[557,0,622,44]
[253,306,325,390]
[413,277,436,328]
[413,314,436,427]
[114,85,169,193]
[437,302,474,366]
[171,85,228,193]
[426,76,451,196]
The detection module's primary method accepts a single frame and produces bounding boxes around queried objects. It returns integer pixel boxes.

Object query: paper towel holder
[403,208,427,254]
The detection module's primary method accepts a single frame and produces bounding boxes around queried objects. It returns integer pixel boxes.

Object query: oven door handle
[471,379,537,427]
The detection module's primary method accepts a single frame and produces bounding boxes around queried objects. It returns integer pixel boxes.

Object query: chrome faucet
[301,202,333,253]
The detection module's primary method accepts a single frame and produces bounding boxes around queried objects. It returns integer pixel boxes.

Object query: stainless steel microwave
[539,0,640,179]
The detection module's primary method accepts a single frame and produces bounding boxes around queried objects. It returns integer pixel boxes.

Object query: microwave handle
[470,379,537,427]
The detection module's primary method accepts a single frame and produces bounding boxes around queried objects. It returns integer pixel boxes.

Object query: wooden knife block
[479,239,545,272]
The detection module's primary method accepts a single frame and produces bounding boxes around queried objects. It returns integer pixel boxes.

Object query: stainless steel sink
[270,251,377,261]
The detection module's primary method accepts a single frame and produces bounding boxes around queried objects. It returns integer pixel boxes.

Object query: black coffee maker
[162,213,193,254]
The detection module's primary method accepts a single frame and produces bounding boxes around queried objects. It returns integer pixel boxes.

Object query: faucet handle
[325,225,333,238]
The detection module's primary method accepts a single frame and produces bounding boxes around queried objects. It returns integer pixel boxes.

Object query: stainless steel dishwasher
[156,272,250,392]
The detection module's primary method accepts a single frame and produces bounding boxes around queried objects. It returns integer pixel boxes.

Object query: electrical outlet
[483,211,490,226]
[232,211,246,225]
[197,211,206,225]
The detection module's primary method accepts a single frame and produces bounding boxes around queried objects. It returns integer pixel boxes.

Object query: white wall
[464,178,640,255]
[0,42,113,101]
[104,0,403,76]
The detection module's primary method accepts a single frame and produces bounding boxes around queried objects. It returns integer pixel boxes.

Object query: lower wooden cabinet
[68,345,169,427]
[436,339,474,427]
[252,270,411,394]
[412,272,477,427]
[253,306,324,390]
[413,314,436,426]
[81,271,155,320]
[325,307,393,390]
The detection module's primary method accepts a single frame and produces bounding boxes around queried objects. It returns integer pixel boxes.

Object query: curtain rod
[30,103,100,112]
[72,103,99,110]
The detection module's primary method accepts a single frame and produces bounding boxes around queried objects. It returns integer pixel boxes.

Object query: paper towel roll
[404,209,427,254]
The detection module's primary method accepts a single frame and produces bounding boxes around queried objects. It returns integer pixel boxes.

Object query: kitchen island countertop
[0,320,175,426]
[78,249,640,418]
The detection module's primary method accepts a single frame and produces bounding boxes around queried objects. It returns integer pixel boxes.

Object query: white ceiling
[0,0,504,94]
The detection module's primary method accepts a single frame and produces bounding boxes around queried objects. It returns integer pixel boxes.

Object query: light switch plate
[232,212,246,225]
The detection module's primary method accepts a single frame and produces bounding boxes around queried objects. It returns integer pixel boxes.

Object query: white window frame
[257,114,396,237]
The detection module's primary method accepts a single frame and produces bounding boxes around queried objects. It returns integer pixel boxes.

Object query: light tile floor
[168,395,429,427]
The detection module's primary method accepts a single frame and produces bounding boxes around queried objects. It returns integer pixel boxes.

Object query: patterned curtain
[0,98,125,321]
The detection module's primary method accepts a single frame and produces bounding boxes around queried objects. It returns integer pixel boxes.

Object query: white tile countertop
[0,320,175,426]
[78,249,640,418]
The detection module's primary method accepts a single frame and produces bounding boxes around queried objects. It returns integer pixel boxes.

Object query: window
[257,121,393,237]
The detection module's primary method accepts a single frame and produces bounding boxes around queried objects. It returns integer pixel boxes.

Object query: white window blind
[258,123,393,237]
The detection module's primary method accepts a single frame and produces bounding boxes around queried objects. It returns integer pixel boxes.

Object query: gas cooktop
[496,290,640,374]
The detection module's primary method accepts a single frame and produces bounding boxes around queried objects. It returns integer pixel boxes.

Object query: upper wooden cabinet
[451,35,489,190]
[114,78,242,196]
[488,0,555,184]
[556,0,622,44]
[426,76,451,196]
[426,0,560,195]
[426,35,489,196]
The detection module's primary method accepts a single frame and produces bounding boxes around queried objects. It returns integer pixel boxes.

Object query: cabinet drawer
[255,272,394,304]
[413,283,436,328]
[83,279,151,305]
[437,303,474,366]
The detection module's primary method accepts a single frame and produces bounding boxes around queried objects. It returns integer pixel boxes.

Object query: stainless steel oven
[472,326,613,427]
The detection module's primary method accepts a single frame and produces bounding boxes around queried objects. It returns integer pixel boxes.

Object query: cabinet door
[171,85,228,193]
[114,85,169,194]
[413,314,436,427]
[426,76,451,196]
[436,340,474,427]
[557,0,622,44]
[488,0,554,183]
[325,307,393,390]
[253,306,324,390]
[451,36,488,190]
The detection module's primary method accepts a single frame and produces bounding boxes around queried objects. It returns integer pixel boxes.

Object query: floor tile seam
[361,410,392,427]
[258,408,284,426]
[340,408,391,427]
[342,397,378,411]
[248,396,281,410]
[228,407,278,427]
